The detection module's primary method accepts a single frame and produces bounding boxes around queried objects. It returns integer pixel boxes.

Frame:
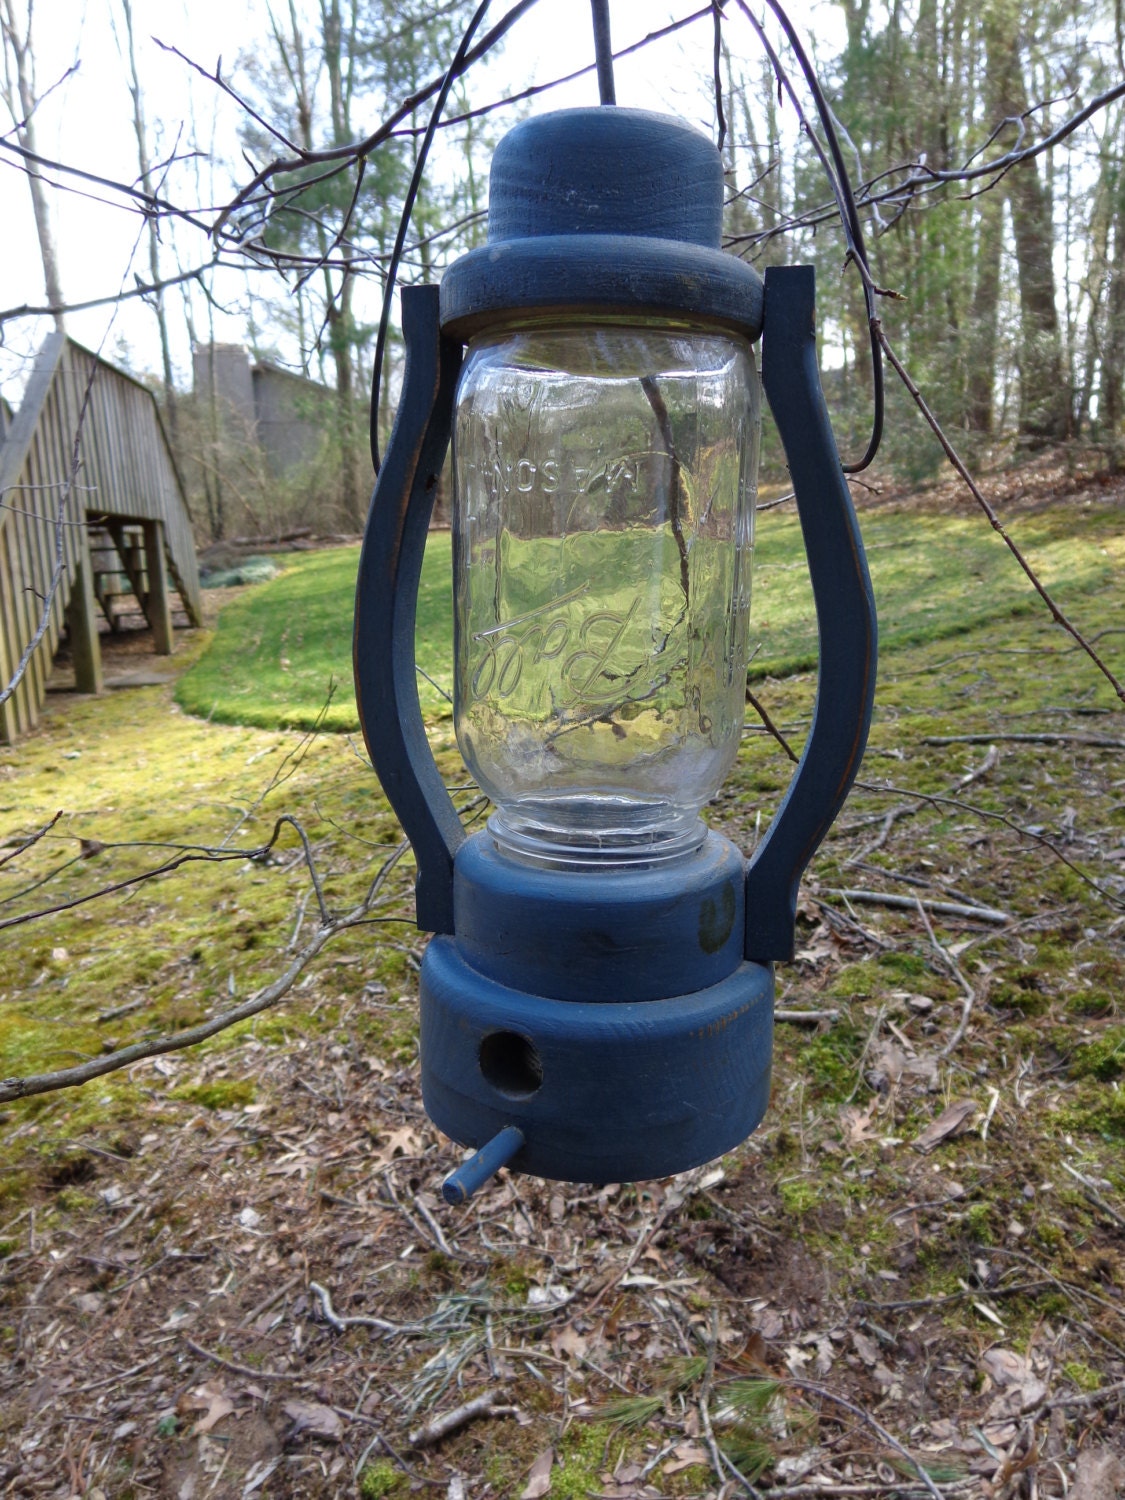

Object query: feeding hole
[479,1031,543,1099]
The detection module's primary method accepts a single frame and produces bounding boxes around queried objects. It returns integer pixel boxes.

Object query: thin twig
[0,835,407,1102]
[908,898,978,1057]
[184,1338,306,1382]
[0,812,63,870]
[747,690,800,762]
[1060,1162,1125,1231]
[924,733,1125,749]
[829,890,1012,924]
[702,1306,762,1498]
[878,328,1125,707]
[783,1380,943,1500]
[849,780,1121,909]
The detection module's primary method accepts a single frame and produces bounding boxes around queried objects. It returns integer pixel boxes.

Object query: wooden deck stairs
[0,333,202,743]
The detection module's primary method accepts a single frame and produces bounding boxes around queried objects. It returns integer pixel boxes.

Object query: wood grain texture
[0,335,201,743]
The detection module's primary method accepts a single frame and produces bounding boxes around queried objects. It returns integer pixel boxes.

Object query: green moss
[778,1180,820,1216]
[1035,1222,1066,1250]
[1067,991,1116,1019]
[55,1187,96,1213]
[965,1202,993,1243]
[0,1173,33,1207]
[503,1269,531,1299]
[799,1023,865,1099]
[554,1423,613,1500]
[1063,1362,1102,1393]
[1058,1084,1125,1140]
[992,982,1049,1018]
[171,1079,256,1111]
[1069,1028,1125,1082]
[830,962,879,998]
[359,1461,405,1499]
[876,951,928,979]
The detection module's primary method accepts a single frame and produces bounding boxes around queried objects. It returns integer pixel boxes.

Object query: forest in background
[4,0,1125,538]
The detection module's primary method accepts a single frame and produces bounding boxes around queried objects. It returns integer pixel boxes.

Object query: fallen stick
[1061,1161,1125,1231]
[775,1008,840,1024]
[827,889,1012,924]
[408,1390,515,1449]
[310,1280,419,1336]
[923,732,1125,749]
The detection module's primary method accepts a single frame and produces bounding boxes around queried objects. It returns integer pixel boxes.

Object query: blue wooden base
[420,936,774,1184]
[452,830,747,1003]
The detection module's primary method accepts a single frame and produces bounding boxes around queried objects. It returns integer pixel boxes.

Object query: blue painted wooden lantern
[354,105,877,1203]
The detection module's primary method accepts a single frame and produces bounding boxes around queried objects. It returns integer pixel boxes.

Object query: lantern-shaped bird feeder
[354,90,877,1203]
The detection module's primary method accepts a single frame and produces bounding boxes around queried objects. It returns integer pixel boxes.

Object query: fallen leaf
[1069,1447,1125,1500]
[871,1038,907,1084]
[903,1053,940,1088]
[913,1099,978,1153]
[751,1307,785,1339]
[185,1383,233,1435]
[840,1104,878,1145]
[981,1347,1028,1386]
[981,1348,1046,1411]
[283,1400,344,1441]
[663,1444,709,1474]
[852,1330,879,1367]
[521,1448,553,1499]
[371,1125,424,1165]
[776,1449,825,1482]
[551,1323,588,1360]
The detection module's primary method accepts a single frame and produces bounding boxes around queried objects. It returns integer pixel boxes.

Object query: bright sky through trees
[2,0,827,403]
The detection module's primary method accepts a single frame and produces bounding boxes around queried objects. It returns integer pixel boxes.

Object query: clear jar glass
[452,322,760,867]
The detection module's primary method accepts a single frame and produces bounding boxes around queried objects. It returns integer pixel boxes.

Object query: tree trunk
[1100,181,1125,461]
[965,191,1003,433]
[983,0,1067,443]
[326,266,363,531]
[119,0,177,445]
[1,0,66,330]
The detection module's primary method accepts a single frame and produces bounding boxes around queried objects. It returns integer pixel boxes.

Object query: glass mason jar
[452,322,760,867]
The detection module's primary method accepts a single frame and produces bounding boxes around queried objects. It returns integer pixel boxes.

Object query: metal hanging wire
[591,0,617,106]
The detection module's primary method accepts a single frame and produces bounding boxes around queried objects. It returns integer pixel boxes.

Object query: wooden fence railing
[0,333,201,743]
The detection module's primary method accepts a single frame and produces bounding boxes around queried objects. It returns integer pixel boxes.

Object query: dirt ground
[1,474,1124,1500]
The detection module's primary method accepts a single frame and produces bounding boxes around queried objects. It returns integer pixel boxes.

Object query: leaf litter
[1,483,1125,1495]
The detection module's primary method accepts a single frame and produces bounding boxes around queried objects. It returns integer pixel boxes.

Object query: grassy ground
[0,473,1123,1496]
[173,491,1120,734]
[175,538,456,730]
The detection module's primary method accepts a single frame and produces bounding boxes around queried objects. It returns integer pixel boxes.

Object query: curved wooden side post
[745,266,878,963]
[353,285,465,935]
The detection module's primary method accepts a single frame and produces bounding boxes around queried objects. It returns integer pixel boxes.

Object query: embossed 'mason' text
[480,452,642,501]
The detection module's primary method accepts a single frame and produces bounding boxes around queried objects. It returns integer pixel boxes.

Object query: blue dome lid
[485,107,724,247]
[440,107,763,341]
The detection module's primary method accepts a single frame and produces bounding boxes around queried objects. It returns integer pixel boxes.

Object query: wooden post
[0,623,18,744]
[142,519,174,655]
[67,536,104,695]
